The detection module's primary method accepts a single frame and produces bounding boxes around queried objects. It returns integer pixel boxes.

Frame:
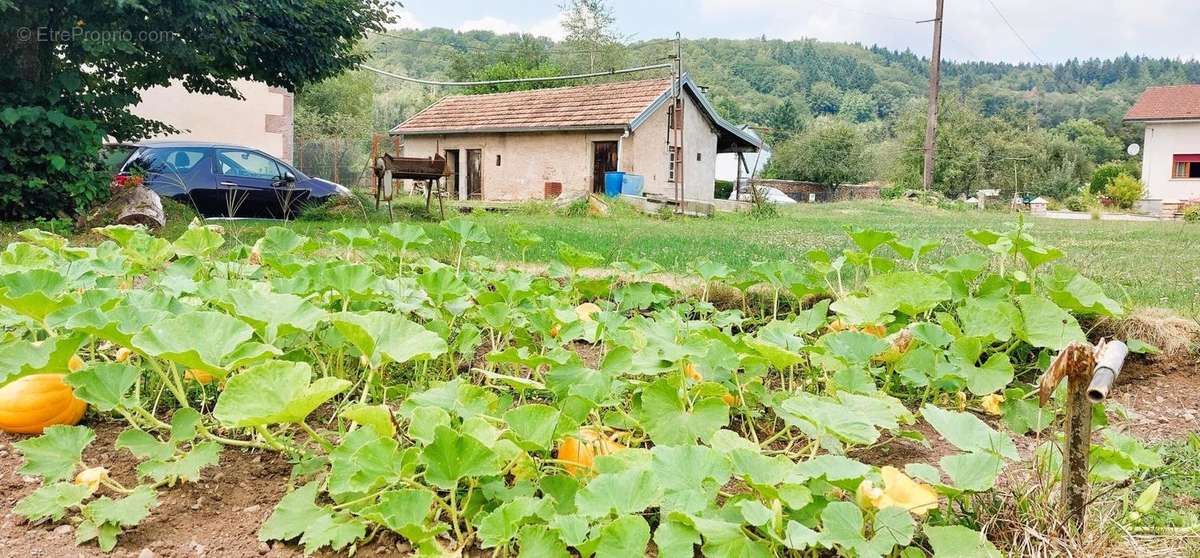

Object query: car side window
[127,148,207,175]
[217,149,282,180]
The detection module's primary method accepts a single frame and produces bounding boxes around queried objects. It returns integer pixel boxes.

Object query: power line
[359,62,672,87]
[983,0,1043,63]
[369,30,672,57]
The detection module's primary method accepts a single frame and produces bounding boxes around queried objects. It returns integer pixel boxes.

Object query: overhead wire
[368,30,672,57]
[983,0,1044,63]
[359,62,672,87]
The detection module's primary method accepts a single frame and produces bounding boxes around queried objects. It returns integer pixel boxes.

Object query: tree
[1055,119,1122,165]
[0,0,392,219]
[808,82,843,116]
[452,36,565,94]
[296,69,376,183]
[839,91,876,123]
[559,0,625,73]
[764,118,869,186]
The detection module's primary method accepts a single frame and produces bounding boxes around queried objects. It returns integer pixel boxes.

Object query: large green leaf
[940,452,1005,491]
[866,271,951,315]
[329,311,447,367]
[14,482,91,522]
[0,269,77,322]
[419,425,500,490]
[224,288,326,343]
[360,489,438,543]
[66,305,170,348]
[13,425,95,482]
[575,468,660,518]
[504,404,560,452]
[212,360,351,427]
[593,515,650,558]
[925,525,1001,558]
[921,404,1018,459]
[0,333,87,386]
[957,298,1020,342]
[1016,295,1086,350]
[636,378,728,445]
[1042,266,1122,317]
[65,362,139,411]
[650,445,731,513]
[131,310,279,375]
[328,428,408,498]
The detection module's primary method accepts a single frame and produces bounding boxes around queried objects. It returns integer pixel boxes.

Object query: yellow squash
[556,427,626,477]
[0,374,87,434]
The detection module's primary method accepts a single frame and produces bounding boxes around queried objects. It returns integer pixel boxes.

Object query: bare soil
[2,356,1196,558]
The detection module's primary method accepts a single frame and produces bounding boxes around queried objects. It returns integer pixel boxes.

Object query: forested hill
[365,27,1200,136]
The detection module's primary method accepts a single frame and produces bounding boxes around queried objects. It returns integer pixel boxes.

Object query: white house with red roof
[1124,85,1200,204]
[391,75,762,202]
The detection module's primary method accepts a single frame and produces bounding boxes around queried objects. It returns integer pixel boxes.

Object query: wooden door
[592,141,617,193]
[467,149,482,200]
[444,149,461,199]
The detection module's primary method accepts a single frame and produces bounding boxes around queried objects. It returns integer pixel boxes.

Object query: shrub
[1105,173,1145,209]
[0,106,110,219]
[1089,160,1139,194]
[1065,190,1098,212]
[1183,204,1200,223]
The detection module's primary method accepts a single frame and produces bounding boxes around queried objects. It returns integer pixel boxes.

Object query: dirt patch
[4,357,1197,557]
[1108,356,1200,441]
[0,422,420,558]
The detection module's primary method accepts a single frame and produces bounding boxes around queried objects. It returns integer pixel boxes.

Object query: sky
[392,0,1200,64]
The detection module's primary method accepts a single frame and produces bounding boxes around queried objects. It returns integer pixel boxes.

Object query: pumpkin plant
[0,219,1163,556]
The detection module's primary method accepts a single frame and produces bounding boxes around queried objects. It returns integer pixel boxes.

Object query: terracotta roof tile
[392,78,672,134]
[1125,85,1200,121]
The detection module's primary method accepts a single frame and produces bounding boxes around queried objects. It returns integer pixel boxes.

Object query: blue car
[113,141,351,219]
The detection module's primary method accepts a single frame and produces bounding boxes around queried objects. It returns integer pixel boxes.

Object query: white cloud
[458,16,522,35]
[388,8,428,30]
[529,13,567,41]
[456,13,565,41]
[696,0,1200,63]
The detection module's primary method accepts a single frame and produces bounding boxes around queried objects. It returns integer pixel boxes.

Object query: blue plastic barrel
[603,171,625,197]
[621,174,644,196]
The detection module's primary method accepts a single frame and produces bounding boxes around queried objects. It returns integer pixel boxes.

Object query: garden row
[0,218,1161,556]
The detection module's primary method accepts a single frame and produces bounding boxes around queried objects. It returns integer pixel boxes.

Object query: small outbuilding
[390,75,762,203]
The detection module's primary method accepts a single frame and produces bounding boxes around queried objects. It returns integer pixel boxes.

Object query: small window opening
[496,154,502,166]
[696,152,702,161]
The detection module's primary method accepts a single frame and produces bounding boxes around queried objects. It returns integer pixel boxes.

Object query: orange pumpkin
[0,374,87,434]
[549,324,561,338]
[556,427,626,476]
[114,348,132,363]
[184,369,216,385]
[683,362,702,382]
[722,393,739,406]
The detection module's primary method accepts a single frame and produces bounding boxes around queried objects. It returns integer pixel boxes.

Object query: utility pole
[672,31,684,212]
[920,0,944,192]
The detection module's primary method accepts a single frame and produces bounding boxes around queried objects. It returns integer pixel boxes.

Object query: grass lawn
[5,197,1200,315]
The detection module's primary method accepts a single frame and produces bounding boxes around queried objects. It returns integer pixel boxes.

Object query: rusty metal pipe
[1087,340,1129,403]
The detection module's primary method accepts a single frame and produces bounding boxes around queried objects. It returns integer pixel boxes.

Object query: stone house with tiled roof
[390,75,762,202]
[1124,85,1200,204]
